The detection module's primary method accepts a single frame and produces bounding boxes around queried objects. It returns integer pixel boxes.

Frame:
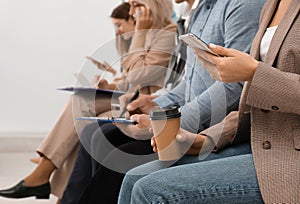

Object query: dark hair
[110,2,131,21]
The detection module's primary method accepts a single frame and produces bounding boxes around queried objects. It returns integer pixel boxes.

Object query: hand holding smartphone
[86,56,117,75]
[180,33,222,80]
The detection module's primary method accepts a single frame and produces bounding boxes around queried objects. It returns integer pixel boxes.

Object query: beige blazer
[116,23,177,94]
[201,0,300,203]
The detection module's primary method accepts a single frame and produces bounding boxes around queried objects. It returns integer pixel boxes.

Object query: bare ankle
[24,175,49,187]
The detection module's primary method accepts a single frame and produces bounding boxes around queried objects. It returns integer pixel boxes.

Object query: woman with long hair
[0,1,176,203]
[58,0,177,203]
[120,0,300,203]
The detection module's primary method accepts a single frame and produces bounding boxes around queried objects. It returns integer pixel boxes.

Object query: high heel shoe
[0,180,50,199]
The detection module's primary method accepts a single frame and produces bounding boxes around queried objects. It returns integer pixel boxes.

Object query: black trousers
[61,122,156,204]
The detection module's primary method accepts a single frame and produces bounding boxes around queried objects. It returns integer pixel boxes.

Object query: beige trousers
[37,93,113,198]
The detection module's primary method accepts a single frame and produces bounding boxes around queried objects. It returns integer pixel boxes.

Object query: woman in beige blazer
[0,0,176,202]
[119,0,300,203]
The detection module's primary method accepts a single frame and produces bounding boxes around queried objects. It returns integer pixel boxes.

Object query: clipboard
[57,87,125,96]
[76,117,137,124]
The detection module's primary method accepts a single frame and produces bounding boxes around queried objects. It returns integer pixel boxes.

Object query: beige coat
[201,0,300,203]
[116,23,177,94]
[38,23,177,198]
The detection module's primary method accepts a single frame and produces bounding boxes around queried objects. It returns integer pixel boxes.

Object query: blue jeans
[118,143,263,204]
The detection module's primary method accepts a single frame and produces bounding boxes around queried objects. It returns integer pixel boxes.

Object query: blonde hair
[140,0,173,29]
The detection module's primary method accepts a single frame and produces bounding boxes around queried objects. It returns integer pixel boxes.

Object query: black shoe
[0,180,50,199]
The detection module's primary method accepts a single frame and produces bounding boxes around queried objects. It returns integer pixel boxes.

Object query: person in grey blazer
[119,0,300,203]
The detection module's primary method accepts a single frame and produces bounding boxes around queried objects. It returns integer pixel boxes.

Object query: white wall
[0,0,121,134]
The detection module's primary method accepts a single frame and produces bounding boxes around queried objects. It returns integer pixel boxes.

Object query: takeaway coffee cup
[150,106,181,161]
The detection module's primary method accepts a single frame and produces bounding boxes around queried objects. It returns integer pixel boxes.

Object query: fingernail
[127,104,132,110]
[209,43,217,49]
[176,134,183,142]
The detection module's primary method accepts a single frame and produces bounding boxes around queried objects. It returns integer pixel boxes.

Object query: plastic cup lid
[150,106,181,120]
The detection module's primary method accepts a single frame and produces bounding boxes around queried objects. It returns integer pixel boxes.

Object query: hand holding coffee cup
[150,106,181,161]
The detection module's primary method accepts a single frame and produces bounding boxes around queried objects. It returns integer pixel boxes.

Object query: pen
[119,89,140,118]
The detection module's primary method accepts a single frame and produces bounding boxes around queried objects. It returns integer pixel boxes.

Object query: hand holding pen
[119,90,140,118]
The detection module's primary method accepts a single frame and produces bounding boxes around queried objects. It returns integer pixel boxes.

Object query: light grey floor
[0,152,57,204]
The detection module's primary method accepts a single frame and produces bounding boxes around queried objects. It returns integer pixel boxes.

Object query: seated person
[119,0,300,203]
[60,0,265,203]
[0,1,176,203]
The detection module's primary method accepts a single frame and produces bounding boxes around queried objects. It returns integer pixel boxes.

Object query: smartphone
[76,117,137,125]
[86,56,117,75]
[86,56,107,70]
[179,33,219,56]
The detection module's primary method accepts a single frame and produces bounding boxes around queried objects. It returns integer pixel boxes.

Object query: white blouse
[260,26,278,62]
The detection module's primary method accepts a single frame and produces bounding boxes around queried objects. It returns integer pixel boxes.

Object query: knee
[122,173,135,190]
[89,126,117,163]
[90,126,113,151]
[130,176,164,204]
[81,123,99,140]
[131,179,151,203]
[122,170,143,191]
[79,123,100,151]
[118,174,137,203]
[90,128,107,154]
[90,127,104,144]
[119,170,150,204]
